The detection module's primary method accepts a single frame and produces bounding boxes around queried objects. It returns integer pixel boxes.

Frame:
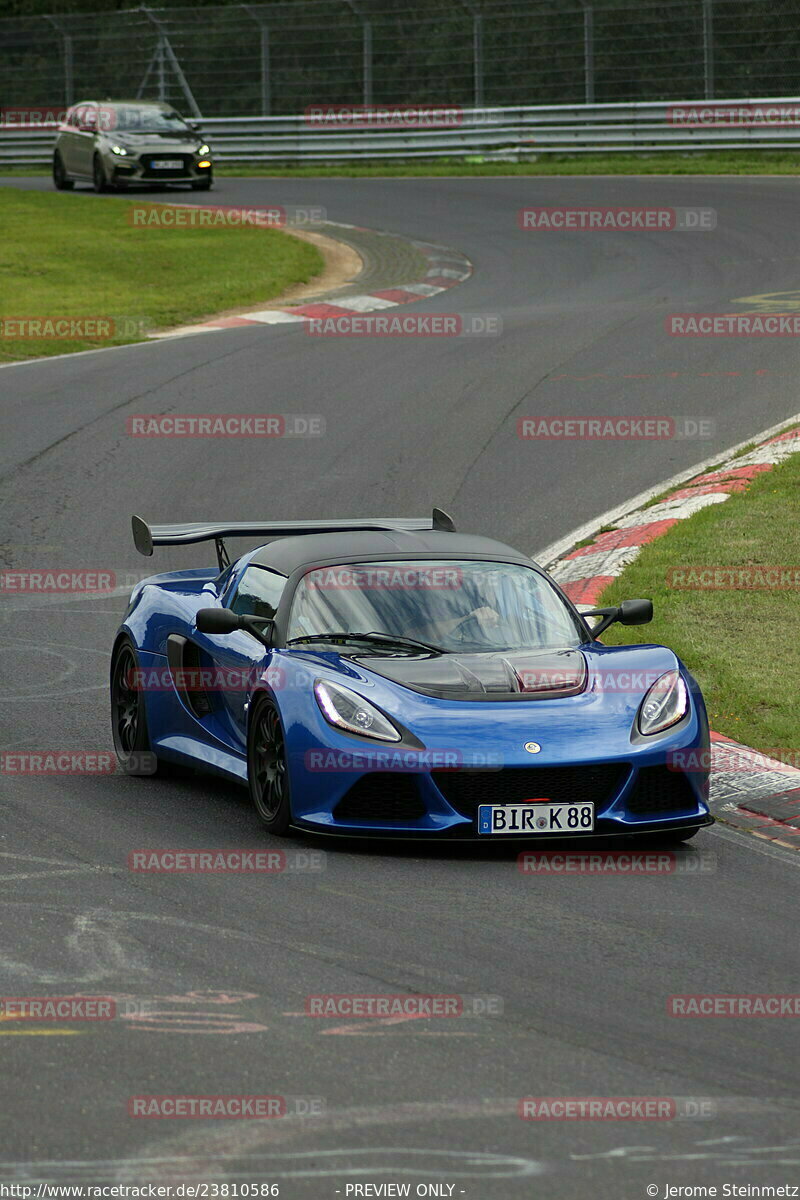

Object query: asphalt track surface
[2,174,800,1198]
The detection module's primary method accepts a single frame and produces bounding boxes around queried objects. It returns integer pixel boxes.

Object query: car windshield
[109,106,193,134]
[287,559,584,653]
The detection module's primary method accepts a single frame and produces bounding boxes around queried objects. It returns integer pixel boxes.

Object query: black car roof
[250,529,530,574]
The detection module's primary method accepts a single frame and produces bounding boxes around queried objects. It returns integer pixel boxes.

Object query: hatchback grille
[625,766,698,815]
[432,764,630,819]
[334,774,427,822]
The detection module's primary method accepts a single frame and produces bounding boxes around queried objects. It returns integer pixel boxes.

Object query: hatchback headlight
[637,669,688,735]
[110,144,128,156]
[197,144,210,156]
[314,679,400,742]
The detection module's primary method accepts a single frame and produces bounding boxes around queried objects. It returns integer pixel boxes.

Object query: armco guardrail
[4,99,800,167]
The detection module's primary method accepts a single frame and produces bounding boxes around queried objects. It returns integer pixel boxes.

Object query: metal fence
[2,0,800,119]
[5,100,800,167]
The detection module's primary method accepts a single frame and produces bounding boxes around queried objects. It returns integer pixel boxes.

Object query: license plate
[151,159,183,169]
[478,802,595,835]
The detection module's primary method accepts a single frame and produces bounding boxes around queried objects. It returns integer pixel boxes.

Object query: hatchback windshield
[287,560,584,653]
[110,106,193,134]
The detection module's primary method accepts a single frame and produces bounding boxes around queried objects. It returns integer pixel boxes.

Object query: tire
[53,153,74,191]
[110,637,165,776]
[93,153,109,193]
[247,693,292,835]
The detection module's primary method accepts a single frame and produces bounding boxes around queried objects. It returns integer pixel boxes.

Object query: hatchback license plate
[478,802,595,835]
[152,159,183,169]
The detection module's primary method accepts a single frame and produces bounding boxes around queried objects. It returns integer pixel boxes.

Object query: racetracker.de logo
[0,996,115,1020]
[517,851,716,875]
[127,666,286,693]
[518,1097,715,1120]
[518,207,716,231]
[518,417,674,440]
[668,747,800,773]
[304,104,464,128]
[304,749,503,772]
[2,751,117,776]
[0,317,120,340]
[128,1095,322,1119]
[305,565,463,590]
[128,849,325,873]
[304,314,501,337]
[304,994,502,1017]
[126,414,325,437]
[0,569,115,593]
[668,103,800,126]
[667,313,800,336]
[666,565,800,589]
[127,204,328,229]
[669,994,800,1016]
[0,105,67,128]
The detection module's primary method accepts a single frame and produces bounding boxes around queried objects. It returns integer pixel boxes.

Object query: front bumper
[110,152,212,186]
[288,724,712,840]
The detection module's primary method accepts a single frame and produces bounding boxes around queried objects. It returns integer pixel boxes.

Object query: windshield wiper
[287,631,445,655]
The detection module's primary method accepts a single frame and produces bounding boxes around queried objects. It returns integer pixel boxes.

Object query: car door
[189,565,287,752]
[57,106,80,173]
[72,102,98,177]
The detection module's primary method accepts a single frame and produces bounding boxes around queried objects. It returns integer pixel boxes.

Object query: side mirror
[196,607,241,635]
[196,607,274,647]
[188,121,201,132]
[580,598,653,637]
[618,598,653,626]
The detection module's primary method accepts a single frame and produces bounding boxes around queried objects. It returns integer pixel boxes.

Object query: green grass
[0,188,323,362]
[4,151,800,178]
[599,444,800,753]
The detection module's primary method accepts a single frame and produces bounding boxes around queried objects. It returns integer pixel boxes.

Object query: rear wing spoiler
[132,509,456,570]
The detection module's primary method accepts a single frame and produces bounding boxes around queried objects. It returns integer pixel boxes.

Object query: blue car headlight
[314,679,401,742]
[637,669,689,735]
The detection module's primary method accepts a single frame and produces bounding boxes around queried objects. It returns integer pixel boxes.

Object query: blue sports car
[111,510,712,841]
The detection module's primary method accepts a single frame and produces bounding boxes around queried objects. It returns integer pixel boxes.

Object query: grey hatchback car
[53,100,213,192]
